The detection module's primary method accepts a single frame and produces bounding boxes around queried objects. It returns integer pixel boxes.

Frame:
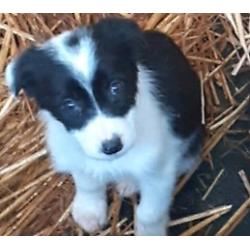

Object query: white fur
[5,60,16,94]
[71,110,136,160]
[71,172,107,233]
[40,65,195,235]
[44,29,97,86]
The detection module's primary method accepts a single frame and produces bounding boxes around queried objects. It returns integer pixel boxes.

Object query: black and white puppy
[5,17,204,235]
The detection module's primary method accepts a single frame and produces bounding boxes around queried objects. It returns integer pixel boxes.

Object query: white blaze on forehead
[44,29,97,84]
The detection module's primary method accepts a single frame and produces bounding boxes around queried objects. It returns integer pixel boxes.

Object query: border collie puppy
[5,17,204,235]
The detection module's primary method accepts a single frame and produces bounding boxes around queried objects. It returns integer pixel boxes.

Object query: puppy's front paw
[116,179,138,198]
[135,219,167,236]
[135,206,167,236]
[72,197,107,233]
[72,211,106,233]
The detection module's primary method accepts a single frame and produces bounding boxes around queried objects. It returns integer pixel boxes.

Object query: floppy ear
[5,46,42,97]
[92,17,146,60]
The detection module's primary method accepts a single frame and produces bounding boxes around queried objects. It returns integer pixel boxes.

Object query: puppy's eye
[61,98,82,114]
[110,80,123,96]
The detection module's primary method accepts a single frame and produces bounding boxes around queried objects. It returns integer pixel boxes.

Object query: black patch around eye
[11,42,97,131]
[92,66,138,117]
[110,80,124,96]
[53,83,97,130]
[91,22,140,117]
[26,54,96,130]
[60,98,82,115]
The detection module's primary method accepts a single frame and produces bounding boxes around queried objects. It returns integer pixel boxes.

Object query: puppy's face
[6,18,144,160]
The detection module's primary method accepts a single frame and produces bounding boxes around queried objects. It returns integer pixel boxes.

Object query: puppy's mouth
[85,142,133,161]
[98,146,129,161]
[103,147,128,160]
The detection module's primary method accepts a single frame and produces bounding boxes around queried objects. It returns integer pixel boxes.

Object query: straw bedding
[0,13,249,236]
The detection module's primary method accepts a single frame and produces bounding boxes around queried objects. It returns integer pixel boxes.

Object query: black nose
[102,136,123,155]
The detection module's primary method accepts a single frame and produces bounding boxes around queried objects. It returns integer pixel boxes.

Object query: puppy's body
[6,18,204,235]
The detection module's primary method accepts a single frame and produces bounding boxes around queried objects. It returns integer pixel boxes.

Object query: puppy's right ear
[5,46,40,97]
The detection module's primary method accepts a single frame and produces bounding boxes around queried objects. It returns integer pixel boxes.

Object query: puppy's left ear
[5,46,41,97]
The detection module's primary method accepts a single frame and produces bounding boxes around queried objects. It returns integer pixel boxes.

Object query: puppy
[5,17,204,235]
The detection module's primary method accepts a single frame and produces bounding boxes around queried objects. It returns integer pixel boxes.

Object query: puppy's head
[5,18,145,160]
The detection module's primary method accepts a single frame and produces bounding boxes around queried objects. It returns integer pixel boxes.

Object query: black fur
[11,47,96,130]
[141,30,204,139]
[92,17,145,61]
[91,18,141,116]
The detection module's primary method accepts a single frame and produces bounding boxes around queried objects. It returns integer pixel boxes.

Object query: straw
[0,13,249,236]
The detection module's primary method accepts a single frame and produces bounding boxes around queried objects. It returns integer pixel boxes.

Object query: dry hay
[0,13,249,236]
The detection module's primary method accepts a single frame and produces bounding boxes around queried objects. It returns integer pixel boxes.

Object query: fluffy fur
[5,17,204,235]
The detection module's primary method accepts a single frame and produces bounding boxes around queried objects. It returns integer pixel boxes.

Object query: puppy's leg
[135,167,177,236]
[71,172,107,233]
